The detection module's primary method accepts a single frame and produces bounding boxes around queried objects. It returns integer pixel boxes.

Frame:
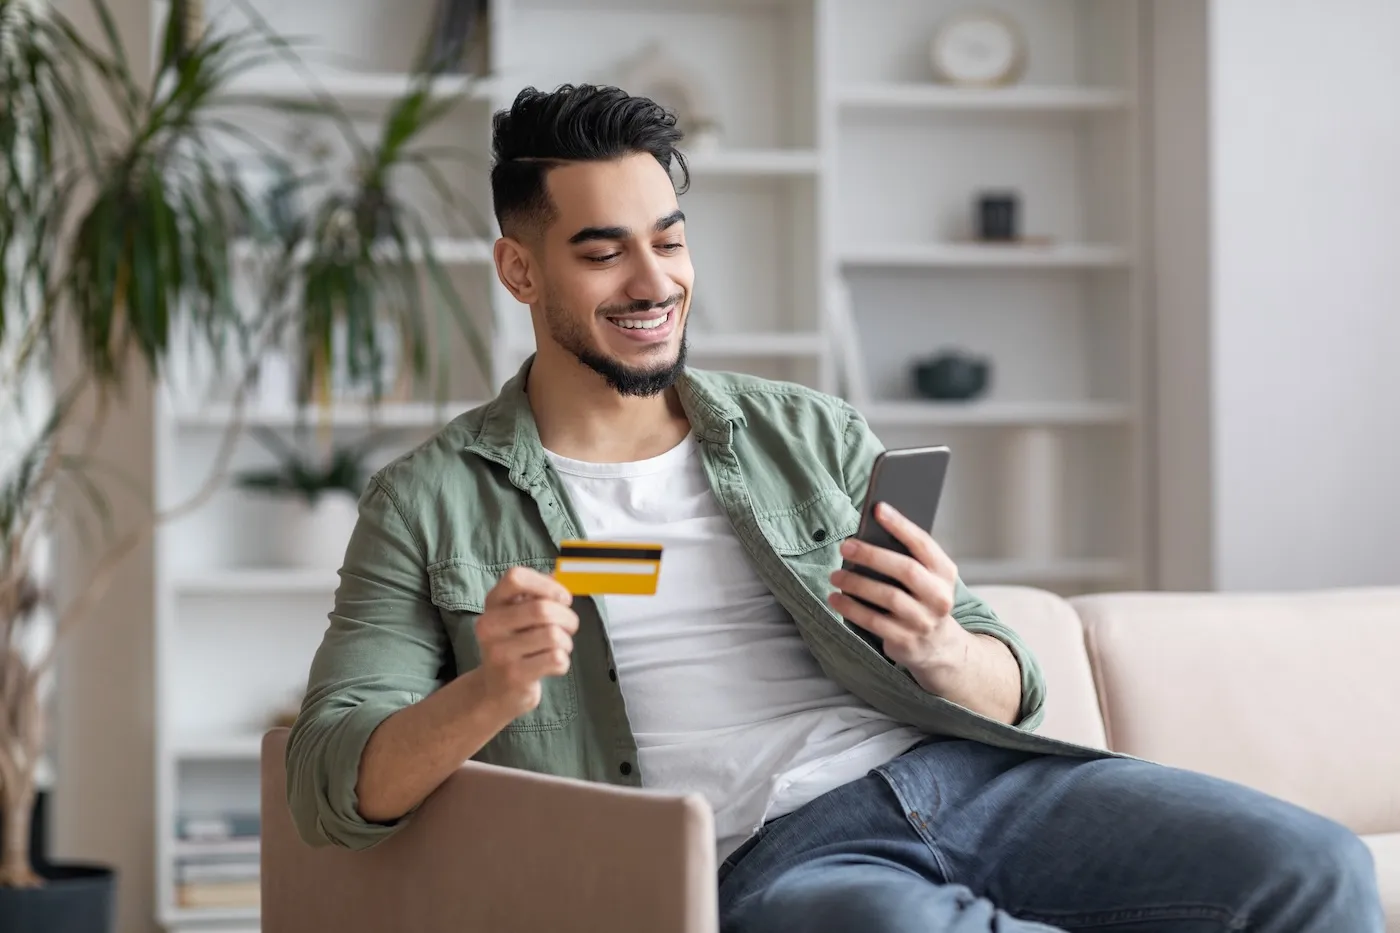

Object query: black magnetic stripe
[558,546,663,561]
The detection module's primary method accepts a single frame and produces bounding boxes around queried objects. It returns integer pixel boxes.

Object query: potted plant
[0,0,490,927]
[232,429,382,571]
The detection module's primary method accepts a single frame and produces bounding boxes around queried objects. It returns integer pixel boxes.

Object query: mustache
[597,293,684,316]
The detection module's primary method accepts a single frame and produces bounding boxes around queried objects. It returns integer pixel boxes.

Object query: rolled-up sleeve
[947,579,1047,731]
[284,474,449,850]
[837,401,1048,731]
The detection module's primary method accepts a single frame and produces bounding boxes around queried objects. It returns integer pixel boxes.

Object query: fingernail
[840,540,856,556]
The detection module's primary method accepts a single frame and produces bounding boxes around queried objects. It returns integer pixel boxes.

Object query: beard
[542,294,689,398]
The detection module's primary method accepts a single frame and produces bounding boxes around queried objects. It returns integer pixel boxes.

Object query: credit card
[552,540,663,596]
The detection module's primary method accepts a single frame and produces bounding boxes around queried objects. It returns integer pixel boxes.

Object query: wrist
[452,668,522,734]
[910,624,976,693]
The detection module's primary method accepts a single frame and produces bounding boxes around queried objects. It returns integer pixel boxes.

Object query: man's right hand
[474,566,579,722]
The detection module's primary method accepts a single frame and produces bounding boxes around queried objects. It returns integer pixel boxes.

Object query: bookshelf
[151,1,1148,929]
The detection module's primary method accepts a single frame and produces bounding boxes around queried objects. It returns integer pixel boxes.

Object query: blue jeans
[718,738,1383,932]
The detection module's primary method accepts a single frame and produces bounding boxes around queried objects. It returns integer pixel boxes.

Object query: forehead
[543,153,680,236]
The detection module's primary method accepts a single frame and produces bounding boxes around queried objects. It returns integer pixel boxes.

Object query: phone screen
[856,447,950,555]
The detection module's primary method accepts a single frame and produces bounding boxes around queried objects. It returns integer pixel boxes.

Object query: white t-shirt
[544,433,926,862]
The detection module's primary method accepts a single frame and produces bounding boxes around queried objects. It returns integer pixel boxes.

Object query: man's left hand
[827,502,973,688]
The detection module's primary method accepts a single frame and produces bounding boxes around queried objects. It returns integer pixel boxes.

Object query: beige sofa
[261,585,1400,932]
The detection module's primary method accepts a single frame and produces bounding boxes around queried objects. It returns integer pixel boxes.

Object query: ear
[494,236,540,305]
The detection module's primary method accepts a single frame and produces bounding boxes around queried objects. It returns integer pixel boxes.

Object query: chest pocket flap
[426,557,555,613]
[755,490,862,557]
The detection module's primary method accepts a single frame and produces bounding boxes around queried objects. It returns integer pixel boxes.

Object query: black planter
[0,862,114,933]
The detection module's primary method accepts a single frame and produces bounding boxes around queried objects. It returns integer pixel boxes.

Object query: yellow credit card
[553,540,663,596]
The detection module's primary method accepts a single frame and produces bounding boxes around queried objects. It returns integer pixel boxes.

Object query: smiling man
[285,84,1383,933]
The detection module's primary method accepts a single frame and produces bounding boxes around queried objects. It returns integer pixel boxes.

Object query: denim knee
[1268,812,1383,931]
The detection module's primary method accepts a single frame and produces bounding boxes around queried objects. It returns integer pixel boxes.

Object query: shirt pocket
[754,490,863,595]
[426,557,580,734]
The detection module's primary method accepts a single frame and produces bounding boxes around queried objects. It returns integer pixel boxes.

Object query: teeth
[610,314,667,330]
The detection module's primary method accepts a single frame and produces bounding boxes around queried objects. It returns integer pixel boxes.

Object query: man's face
[533,153,694,397]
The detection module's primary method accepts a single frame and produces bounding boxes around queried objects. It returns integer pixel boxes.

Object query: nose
[624,248,677,307]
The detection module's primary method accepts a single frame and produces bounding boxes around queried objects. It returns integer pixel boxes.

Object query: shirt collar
[464,354,745,486]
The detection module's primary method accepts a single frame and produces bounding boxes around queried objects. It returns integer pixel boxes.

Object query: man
[286,84,1382,932]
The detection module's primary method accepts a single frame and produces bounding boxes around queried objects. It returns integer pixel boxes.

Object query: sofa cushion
[1072,588,1400,836]
[1364,833,1400,931]
[974,586,1107,749]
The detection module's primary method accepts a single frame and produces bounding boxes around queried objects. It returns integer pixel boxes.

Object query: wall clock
[929,10,1027,87]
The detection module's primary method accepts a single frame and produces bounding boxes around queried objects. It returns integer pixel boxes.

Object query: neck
[526,344,691,463]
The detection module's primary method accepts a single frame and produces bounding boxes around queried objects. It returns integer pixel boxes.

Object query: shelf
[838,84,1131,113]
[175,569,338,596]
[226,70,497,103]
[171,400,480,430]
[683,149,820,177]
[959,559,1130,585]
[232,237,492,266]
[173,734,265,761]
[841,243,1131,270]
[174,838,261,859]
[861,400,1131,427]
[162,905,260,926]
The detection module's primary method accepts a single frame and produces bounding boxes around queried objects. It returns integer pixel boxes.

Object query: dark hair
[489,84,690,238]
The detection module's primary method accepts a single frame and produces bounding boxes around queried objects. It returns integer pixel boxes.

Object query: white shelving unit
[151,1,1148,930]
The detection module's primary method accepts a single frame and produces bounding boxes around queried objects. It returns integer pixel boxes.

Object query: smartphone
[841,445,952,654]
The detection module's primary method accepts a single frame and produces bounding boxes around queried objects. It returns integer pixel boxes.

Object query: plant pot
[265,492,362,571]
[0,863,115,933]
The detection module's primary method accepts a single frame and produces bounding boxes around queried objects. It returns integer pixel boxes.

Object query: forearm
[355,668,514,824]
[911,631,1022,724]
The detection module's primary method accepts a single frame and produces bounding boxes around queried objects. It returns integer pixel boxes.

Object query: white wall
[1209,0,1400,590]
[1152,0,1400,591]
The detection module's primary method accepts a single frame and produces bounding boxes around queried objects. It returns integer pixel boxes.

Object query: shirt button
[608,668,617,682]
[812,528,828,542]
[619,761,633,776]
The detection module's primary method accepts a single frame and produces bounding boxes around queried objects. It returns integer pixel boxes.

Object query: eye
[657,242,684,253]
[585,252,621,264]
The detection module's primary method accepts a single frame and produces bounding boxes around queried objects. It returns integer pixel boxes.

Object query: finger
[494,620,574,662]
[838,537,941,608]
[520,647,571,680]
[479,600,579,641]
[827,592,901,645]
[829,568,925,623]
[874,503,957,580]
[485,565,573,610]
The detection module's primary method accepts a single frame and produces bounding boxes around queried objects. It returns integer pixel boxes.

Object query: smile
[603,308,677,344]
[608,313,668,330]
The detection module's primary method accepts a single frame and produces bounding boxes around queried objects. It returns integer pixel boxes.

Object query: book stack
[175,811,261,910]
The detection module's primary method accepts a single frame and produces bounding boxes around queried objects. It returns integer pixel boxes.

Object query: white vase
[266,492,362,571]
[1000,426,1063,562]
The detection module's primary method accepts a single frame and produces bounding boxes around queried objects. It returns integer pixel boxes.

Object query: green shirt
[286,358,1110,850]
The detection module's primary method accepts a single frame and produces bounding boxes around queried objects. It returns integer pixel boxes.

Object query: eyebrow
[567,210,686,245]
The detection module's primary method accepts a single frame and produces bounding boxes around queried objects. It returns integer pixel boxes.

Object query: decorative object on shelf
[975,190,1020,241]
[1001,427,1064,562]
[929,9,1028,88]
[424,0,490,75]
[912,349,992,401]
[828,278,871,404]
[233,429,381,570]
[612,41,723,153]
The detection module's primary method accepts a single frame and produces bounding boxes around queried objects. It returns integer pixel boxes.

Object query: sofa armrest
[261,729,718,933]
